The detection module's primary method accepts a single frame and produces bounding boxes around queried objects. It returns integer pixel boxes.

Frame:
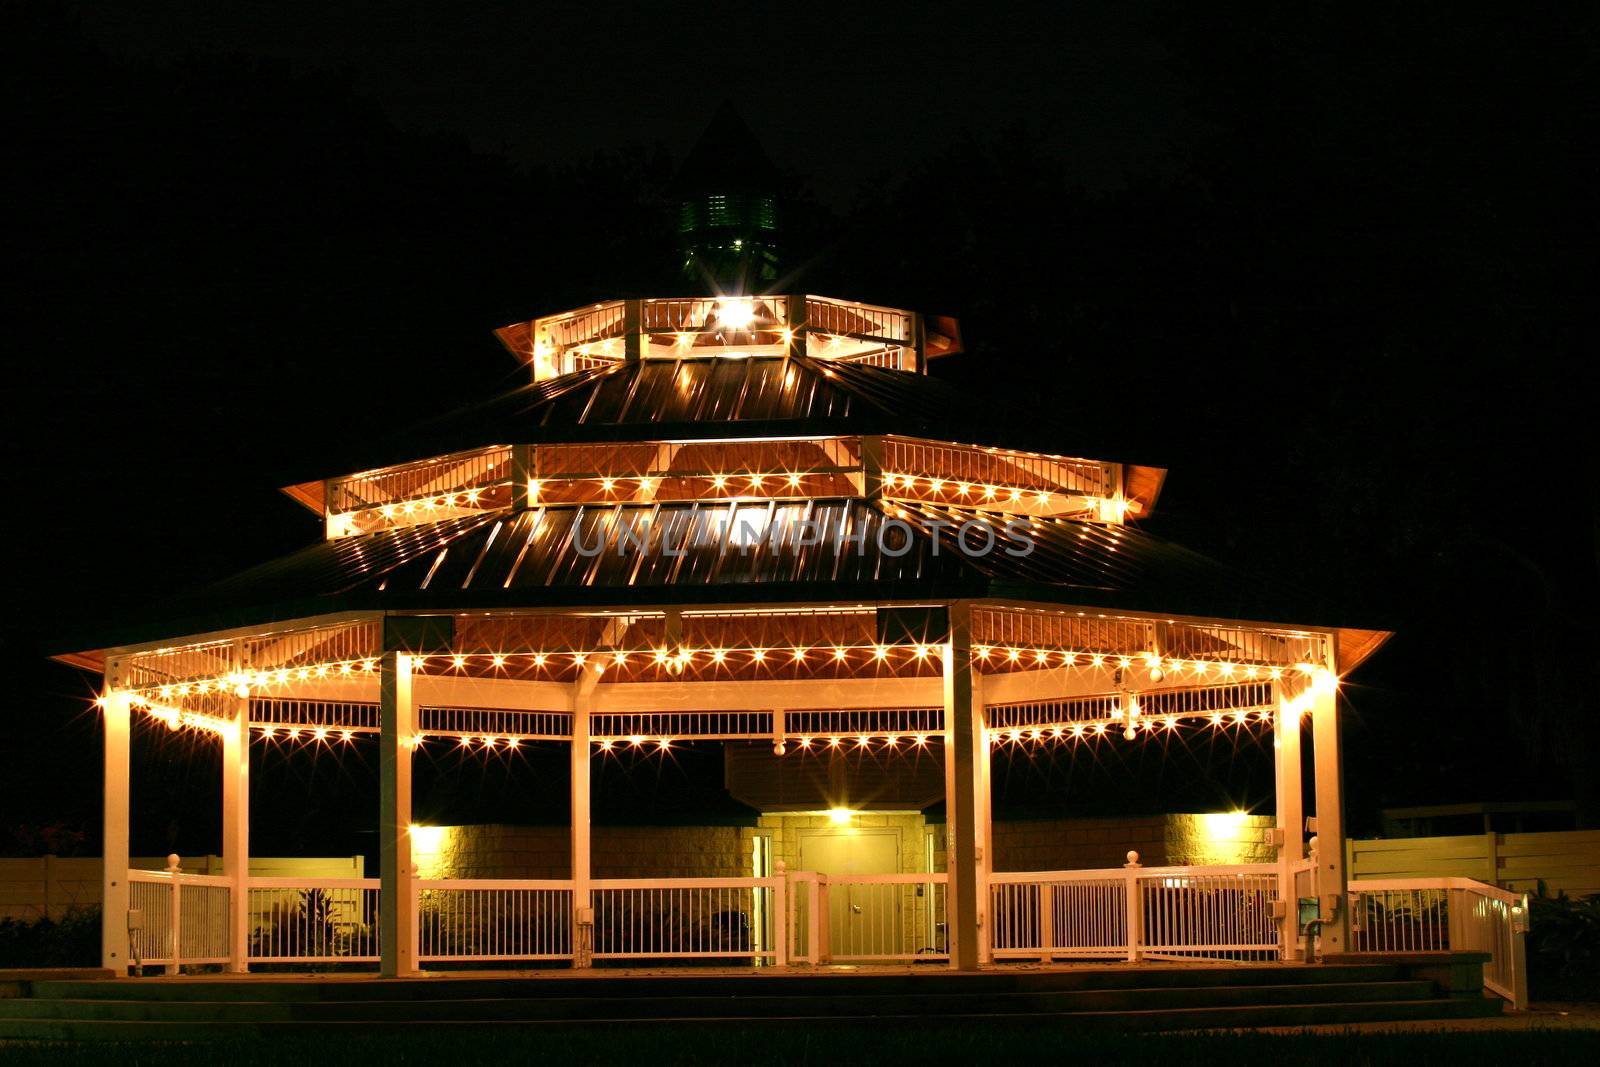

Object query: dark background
[1,1,1593,859]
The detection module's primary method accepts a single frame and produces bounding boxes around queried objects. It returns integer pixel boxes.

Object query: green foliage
[1528,887,1600,1000]
[0,907,100,968]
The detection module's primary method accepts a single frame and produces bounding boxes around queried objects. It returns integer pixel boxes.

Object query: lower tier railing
[123,861,1527,1007]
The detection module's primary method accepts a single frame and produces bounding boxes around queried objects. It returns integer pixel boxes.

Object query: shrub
[0,907,101,968]
[1527,888,1600,1001]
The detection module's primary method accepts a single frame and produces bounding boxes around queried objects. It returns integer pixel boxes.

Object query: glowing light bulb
[717,299,754,330]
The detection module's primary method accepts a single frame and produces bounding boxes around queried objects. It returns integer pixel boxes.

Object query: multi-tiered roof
[57,291,1385,670]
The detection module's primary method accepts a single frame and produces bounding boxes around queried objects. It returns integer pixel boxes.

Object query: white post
[100,676,132,973]
[571,667,597,968]
[222,678,251,973]
[1310,673,1351,955]
[974,669,993,964]
[1274,680,1306,960]
[164,853,181,975]
[770,861,788,967]
[1511,893,1530,1011]
[942,602,981,969]
[379,651,417,977]
[1124,850,1144,962]
[815,876,832,963]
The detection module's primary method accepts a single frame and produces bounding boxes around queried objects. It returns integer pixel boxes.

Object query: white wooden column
[1310,674,1350,954]
[221,684,251,973]
[973,669,992,964]
[570,666,599,968]
[942,602,981,969]
[1273,680,1306,960]
[100,672,132,973]
[379,651,417,977]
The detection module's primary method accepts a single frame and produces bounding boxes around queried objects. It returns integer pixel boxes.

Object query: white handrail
[1351,876,1522,906]
[590,876,773,890]
[417,878,570,891]
[247,876,380,889]
[1348,876,1528,1009]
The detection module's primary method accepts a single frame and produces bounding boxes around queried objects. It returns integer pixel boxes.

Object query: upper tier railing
[526,295,918,379]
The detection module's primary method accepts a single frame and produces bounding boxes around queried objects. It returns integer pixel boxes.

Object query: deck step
[0,980,1441,1023]
[0,997,1502,1042]
[26,963,1412,1002]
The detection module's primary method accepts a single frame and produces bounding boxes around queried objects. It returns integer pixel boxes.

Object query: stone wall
[415,813,1275,881]
[415,824,755,881]
[990,813,1276,872]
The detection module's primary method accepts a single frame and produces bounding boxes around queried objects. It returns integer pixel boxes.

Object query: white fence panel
[814,873,947,962]
[1349,876,1528,1009]
[245,877,380,963]
[417,879,572,961]
[989,863,1281,962]
[990,873,1128,960]
[1138,869,1279,960]
[591,877,783,961]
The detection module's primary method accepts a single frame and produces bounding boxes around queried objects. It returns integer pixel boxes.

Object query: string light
[111,646,1337,705]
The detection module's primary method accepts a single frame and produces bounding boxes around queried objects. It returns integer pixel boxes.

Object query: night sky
[1,1,1593,860]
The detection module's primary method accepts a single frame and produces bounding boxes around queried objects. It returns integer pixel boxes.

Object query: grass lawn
[4,1024,1600,1065]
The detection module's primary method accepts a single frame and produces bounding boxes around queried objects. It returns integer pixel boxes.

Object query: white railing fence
[1348,877,1529,1009]
[590,876,785,963]
[796,872,947,963]
[417,879,572,962]
[128,859,231,972]
[122,860,1525,1009]
[246,877,381,963]
[990,857,1282,962]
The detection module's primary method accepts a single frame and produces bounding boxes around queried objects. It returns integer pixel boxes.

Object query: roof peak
[673,101,780,196]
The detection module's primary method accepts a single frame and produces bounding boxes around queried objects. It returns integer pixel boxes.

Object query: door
[799,829,902,958]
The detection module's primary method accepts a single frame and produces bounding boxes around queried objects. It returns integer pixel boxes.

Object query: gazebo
[58,292,1387,977]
